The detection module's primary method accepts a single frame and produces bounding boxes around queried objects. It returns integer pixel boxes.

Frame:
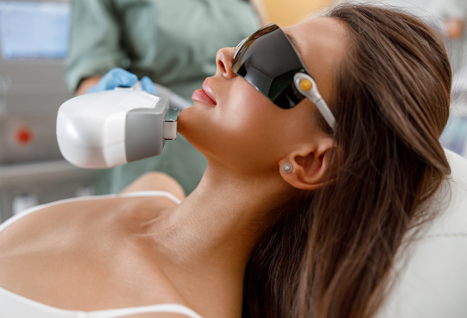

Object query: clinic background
[0,0,466,223]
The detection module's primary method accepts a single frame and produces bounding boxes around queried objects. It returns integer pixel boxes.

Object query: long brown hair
[243,4,452,318]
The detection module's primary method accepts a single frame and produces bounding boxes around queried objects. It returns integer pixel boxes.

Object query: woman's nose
[216,47,237,80]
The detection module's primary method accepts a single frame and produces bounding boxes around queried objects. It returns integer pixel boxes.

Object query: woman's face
[178,17,347,175]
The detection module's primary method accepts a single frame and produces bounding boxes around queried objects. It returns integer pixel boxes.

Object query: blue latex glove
[140,76,157,94]
[87,68,157,94]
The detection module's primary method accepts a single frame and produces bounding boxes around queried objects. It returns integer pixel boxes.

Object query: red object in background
[16,128,33,145]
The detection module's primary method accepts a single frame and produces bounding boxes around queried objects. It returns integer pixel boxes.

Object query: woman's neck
[153,163,288,267]
[146,162,290,317]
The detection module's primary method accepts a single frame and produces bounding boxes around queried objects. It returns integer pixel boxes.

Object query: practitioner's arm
[75,76,101,96]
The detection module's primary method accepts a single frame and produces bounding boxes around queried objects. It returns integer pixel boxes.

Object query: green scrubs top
[65,0,260,195]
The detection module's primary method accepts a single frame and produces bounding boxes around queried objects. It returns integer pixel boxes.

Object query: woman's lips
[192,79,217,106]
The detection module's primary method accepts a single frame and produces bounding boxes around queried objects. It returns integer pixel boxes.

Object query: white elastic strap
[119,190,182,205]
[0,194,118,233]
[88,304,203,318]
[0,191,180,232]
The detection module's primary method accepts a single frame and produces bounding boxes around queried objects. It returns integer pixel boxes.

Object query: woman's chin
[177,106,206,145]
[177,107,190,137]
[177,105,222,161]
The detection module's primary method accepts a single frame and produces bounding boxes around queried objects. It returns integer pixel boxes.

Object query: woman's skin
[0,17,347,318]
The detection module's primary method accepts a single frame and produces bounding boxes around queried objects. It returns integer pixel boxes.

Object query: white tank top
[0,191,203,318]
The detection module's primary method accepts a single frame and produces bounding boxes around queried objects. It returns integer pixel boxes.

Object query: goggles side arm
[294,73,336,130]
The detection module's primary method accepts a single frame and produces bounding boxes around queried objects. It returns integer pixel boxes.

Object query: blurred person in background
[430,0,467,161]
[439,0,467,159]
[65,0,263,196]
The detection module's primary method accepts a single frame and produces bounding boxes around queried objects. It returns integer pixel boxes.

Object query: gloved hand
[140,76,158,94]
[86,68,157,94]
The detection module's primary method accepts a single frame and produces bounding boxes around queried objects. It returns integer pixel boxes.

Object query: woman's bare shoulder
[0,194,186,312]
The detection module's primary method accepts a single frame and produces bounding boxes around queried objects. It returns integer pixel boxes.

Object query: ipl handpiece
[56,86,177,169]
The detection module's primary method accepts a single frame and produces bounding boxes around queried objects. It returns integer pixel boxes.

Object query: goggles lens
[233,24,309,109]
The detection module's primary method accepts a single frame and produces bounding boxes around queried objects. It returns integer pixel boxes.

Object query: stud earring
[282,163,293,174]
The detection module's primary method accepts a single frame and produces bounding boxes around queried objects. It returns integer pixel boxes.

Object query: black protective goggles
[232,24,336,130]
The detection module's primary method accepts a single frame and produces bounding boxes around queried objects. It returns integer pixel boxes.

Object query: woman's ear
[279,138,335,190]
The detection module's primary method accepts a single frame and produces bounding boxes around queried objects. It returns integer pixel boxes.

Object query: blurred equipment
[0,0,100,222]
[0,160,98,221]
[0,0,70,163]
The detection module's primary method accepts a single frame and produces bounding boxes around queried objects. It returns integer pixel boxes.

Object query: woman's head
[183,3,452,318]
[178,17,347,185]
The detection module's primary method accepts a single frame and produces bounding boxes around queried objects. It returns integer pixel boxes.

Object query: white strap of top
[0,191,181,233]
[120,190,182,205]
[86,304,202,318]
[1,285,202,318]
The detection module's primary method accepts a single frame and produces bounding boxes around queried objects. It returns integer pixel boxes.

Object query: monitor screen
[0,1,70,60]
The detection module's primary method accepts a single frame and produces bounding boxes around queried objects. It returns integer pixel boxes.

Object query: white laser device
[57,86,177,169]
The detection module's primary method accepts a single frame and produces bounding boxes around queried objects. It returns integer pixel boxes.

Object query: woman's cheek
[178,78,286,166]
[219,82,271,136]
